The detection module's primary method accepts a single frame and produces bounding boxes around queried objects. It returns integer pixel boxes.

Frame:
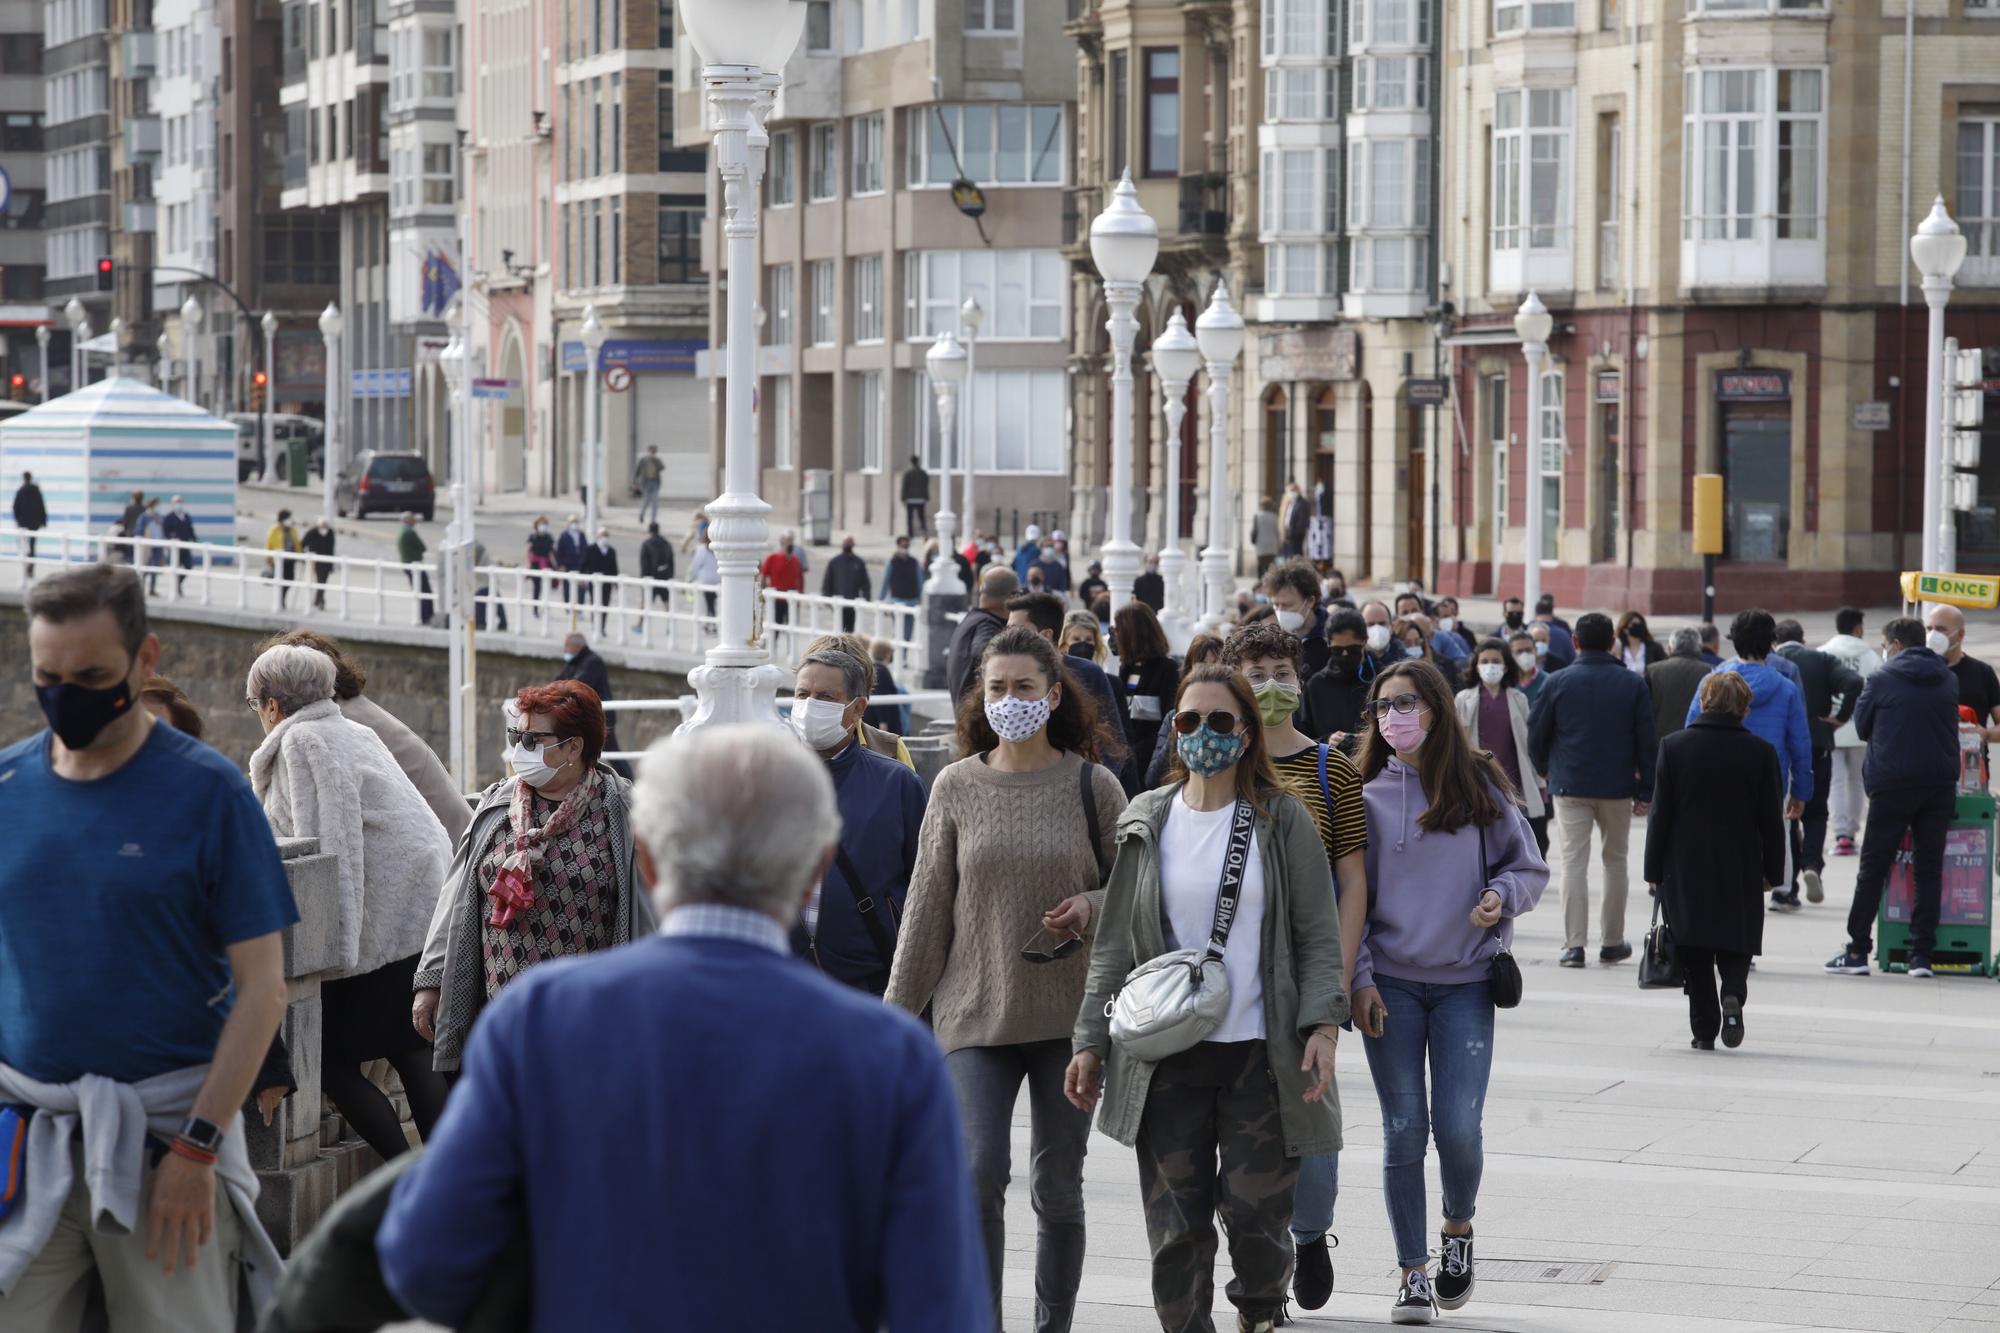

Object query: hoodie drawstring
[1395,762,1408,852]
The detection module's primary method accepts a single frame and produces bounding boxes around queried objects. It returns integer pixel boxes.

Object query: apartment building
[1438,0,2000,611]
[385,0,455,475]
[44,0,114,366]
[678,0,1078,542]
[105,0,158,365]
[0,0,53,388]
[152,0,220,401]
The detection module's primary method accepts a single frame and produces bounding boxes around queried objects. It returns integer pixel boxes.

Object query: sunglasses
[1172,709,1242,736]
[1366,692,1426,718]
[506,727,566,750]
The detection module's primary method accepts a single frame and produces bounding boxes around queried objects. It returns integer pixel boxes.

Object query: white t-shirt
[1159,794,1267,1043]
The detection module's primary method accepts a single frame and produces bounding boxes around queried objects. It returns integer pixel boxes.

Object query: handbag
[1478,822,1523,1009]
[1638,894,1684,989]
[1106,798,1254,1062]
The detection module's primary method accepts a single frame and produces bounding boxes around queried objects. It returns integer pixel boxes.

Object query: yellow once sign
[1900,571,2000,610]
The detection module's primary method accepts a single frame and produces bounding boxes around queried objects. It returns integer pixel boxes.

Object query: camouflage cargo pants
[1135,1040,1298,1332]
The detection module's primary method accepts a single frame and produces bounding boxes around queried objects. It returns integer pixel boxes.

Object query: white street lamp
[156,333,171,393]
[180,295,204,408]
[675,0,805,736]
[1090,169,1160,614]
[1514,291,1554,614]
[35,324,50,402]
[959,295,983,551]
[925,330,969,597]
[64,299,87,393]
[319,303,344,515]
[261,312,281,482]
[581,304,608,536]
[1151,307,1202,647]
[1194,280,1245,635]
[1912,196,1967,574]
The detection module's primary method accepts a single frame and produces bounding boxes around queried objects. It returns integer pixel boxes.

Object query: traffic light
[251,369,268,411]
[8,374,23,401]
[95,257,114,292]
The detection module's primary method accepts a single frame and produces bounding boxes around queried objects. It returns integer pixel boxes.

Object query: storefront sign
[561,338,705,375]
[1594,371,1621,403]
[1851,401,1891,431]
[349,368,412,399]
[1257,327,1359,382]
[1406,377,1448,407]
[1899,571,2000,610]
[1716,369,1790,402]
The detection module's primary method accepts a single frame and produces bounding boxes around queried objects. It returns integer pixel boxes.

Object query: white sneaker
[1803,869,1824,903]
[1392,1269,1438,1325]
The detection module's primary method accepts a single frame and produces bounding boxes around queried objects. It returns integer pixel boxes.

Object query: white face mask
[985,690,1054,743]
[791,696,851,750]
[506,741,564,790]
[1365,624,1392,653]
[1927,629,1952,656]
[1478,662,1507,685]
[1439,617,1456,634]
[1275,608,1306,633]
[1514,651,1537,674]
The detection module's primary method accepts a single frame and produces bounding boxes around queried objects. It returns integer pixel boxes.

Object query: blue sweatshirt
[792,740,927,992]
[1685,660,1813,802]
[1355,758,1549,991]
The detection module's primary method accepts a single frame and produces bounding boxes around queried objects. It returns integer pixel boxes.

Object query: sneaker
[1720,995,1745,1048]
[1907,955,1935,978]
[1237,1317,1276,1333]
[1770,891,1803,913]
[1824,950,1870,976]
[1559,947,1586,968]
[1691,1036,1715,1051]
[1391,1269,1438,1325]
[1435,1229,1475,1310]
[1292,1234,1335,1311]
[1599,942,1633,964]
[1833,836,1857,856]
[1802,869,1824,903]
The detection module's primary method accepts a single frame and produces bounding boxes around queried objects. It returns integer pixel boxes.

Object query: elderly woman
[246,644,453,1159]
[412,679,655,1075]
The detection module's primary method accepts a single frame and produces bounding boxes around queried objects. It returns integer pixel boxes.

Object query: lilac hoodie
[1354,756,1550,991]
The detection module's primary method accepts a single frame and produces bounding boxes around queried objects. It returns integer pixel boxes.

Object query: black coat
[1646,653,1711,745]
[1644,715,1787,956]
[12,481,45,530]
[639,535,674,580]
[1302,660,1370,742]
[1856,647,1960,795]
[822,550,872,600]
[946,606,1006,701]
[1774,642,1865,753]
[582,543,619,577]
[557,648,614,704]
[1528,650,1657,801]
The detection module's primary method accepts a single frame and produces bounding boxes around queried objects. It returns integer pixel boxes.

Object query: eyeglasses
[1366,692,1426,718]
[1172,709,1241,735]
[244,696,262,712]
[506,728,565,751]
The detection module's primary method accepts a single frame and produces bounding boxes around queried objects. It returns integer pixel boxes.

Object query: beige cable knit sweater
[886,750,1128,1052]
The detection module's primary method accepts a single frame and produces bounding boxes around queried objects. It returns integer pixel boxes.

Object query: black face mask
[1329,649,1366,679]
[1065,642,1093,659]
[36,670,136,752]
[1504,612,1525,629]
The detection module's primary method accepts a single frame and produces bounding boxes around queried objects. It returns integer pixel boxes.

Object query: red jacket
[759,550,803,592]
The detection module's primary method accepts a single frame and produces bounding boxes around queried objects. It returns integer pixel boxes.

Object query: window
[1494,0,1574,31]
[1486,373,1509,534]
[1143,48,1180,177]
[852,253,884,342]
[1110,51,1129,178]
[1353,56,1428,111]
[809,260,835,345]
[806,0,832,52]
[1491,88,1572,252]
[965,0,1017,34]
[808,122,838,200]
[852,113,884,195]
[858,371,884,472]
[1346,140,1430,291]
[1691,0,1822,11]
[1352,0,1431,45]
[767,264,794,344]
[908,104,1065,186]
[769,131,796,206]
[1680,68,1823,243]
[1260,0,1329,56]
[422,26,453,99]
[1961,117,2000,276]
[1597,114,1621,289]
[769,376,793,469]
[914,369,1066,472]
[903,249,1066,340]
[659,0,676,46]
[1264,68,1334,122]
[1537,370,1563,560]
[422,144,454,205]
[658,199,700,282]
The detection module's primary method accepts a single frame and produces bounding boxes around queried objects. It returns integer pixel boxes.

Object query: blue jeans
[637,479,661,526]
[1290,1151,1339,1244]
[1362,975,1495,1269]
[889,594,920,641]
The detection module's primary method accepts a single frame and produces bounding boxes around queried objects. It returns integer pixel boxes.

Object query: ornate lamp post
[925,330,968,596]
[1513,291,1553,612]
[581,305,608,535]
[261,312,281,481]
[1912,197,1967,574]
[1089,170,1159,614]
[959,295,983,551]
[1151,307,1202,648]
[675,0,807,735]
[180,295,204,407]
[156,333,172,394]
[36,324,50,402]
[64,299,87,392]
[319,304,344,512]
[1193,281,1244,634]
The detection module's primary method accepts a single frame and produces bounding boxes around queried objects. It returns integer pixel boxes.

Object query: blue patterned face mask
[1177,725,1246,778]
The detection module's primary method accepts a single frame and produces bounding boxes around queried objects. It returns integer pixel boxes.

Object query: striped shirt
[660,903,791,955]
[1272,743,1368,865]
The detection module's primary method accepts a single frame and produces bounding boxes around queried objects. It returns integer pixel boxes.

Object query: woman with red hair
[412,678,655,1073]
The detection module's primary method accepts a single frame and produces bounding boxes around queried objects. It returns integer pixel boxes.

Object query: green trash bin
[287,439,308,487]
[1877,790,1996,976]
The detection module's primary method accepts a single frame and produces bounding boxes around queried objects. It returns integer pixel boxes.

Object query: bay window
[1490,88,1573,289]
[1680,67,1825,286]
[1346,138,1431,292]
[907,104,1065,187]
[903,249,1066,341]
[1493,0,1575,33]
[1353,55,1428,111]
[1960,117,2000,282]
[1351,0,1430,49]
[1259,146,1341,298]
[913,369,1067,473]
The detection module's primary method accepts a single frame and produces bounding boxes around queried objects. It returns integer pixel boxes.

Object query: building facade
[385,0,455,477]
[0,0,53,389]
[44,0,114,362]
[152,0,220,402]
[1436,0,2000,611]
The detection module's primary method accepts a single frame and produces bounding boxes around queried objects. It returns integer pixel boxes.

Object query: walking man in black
[12,470,45,576]
[900,454,929,538]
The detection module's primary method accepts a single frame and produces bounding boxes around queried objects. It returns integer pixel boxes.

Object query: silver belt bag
[1106,799,1253,1063]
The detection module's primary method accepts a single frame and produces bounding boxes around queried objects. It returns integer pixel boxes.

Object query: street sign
[1406,377,1449,407]
[1851,401,1891,431]
[1717,369,1790,401]
[604,366,634,394]
[471,377,518,402]
[1900,571,2000,610]
[560,338,705,374]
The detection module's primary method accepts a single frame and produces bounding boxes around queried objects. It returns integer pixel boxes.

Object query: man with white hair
[376,725,988,1331]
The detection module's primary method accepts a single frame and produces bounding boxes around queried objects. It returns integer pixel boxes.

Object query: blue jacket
[795,740,926,991]
[1527,650,1657,800]
[378,930,990,1332]
[1855,647,1960,795]
[1539,620,1576,669]
[1684,660,1813,801]
[554,528,586,572]
[1012,541,1040,583]
[1064,651,1129,757]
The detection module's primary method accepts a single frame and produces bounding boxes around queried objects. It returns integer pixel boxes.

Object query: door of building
[1597,399,1621,564]
[1721,409,1790,562]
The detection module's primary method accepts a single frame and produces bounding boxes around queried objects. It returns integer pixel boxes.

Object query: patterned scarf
[487,767,601,927]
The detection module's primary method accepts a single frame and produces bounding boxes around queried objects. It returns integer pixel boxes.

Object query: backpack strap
[1079,760,1107,884]
[831,844,901,970]
[1316,742,1332,811]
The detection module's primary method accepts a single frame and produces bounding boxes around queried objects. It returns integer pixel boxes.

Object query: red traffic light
[253,370,269,387]
[97,258,112,274]
[9,375,22,388]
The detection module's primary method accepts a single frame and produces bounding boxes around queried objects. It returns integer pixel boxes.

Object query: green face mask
[1254,678,1301,727]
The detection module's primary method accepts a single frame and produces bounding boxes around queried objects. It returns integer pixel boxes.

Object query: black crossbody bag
[1477,821,1523,1009]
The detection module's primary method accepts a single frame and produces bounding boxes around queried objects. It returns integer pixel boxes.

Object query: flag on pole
[436,252,461,313]
[420,252,439,316]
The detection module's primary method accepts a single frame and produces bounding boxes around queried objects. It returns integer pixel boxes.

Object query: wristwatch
[176,1115,224,1155]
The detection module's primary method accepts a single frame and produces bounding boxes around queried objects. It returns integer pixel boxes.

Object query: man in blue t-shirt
[1,563,297,1329]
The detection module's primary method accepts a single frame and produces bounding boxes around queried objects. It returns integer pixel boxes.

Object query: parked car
[337,451,435,520]
[227,413,326,481]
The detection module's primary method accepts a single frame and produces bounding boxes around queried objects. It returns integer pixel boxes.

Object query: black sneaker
[1292,1233,1335,1311]
[1720,995,1745,1048]
[1600,942,1633,964]
[1908,955,1935,978]
[1559,947,1586,967]
[1691,1036,1715,1051]
[1823,950,1870,976]
[1770,891,1803,913]
[1435,1229,1474,1310]
[1391,1269,1438,1325]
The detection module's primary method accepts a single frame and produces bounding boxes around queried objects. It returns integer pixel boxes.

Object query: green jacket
[398,525,426,563]
[1073,784,1349,1156]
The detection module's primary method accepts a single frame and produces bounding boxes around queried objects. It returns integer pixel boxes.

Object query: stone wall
[0,599,688,782]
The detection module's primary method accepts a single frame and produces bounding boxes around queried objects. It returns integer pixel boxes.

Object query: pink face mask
[1378,709,1429,752]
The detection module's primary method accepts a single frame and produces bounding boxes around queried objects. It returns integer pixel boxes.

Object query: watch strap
[176,1115,224,1153]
